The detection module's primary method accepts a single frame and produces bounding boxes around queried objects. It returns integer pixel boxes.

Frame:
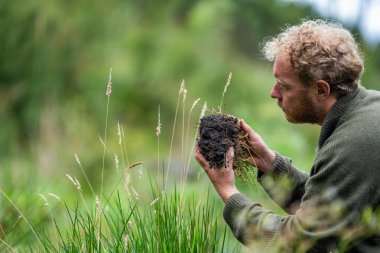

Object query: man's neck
[317,97,338,126]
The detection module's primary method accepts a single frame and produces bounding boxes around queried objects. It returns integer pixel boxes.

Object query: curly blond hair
[262,19,364,97]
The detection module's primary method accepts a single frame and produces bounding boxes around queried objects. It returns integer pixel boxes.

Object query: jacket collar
[318,87,365,150]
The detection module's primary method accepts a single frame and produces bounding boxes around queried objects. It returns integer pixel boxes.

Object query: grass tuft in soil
[198,114,256,182]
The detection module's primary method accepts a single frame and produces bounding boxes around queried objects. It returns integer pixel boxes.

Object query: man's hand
[239,119,276,174]
[194,144,240,202]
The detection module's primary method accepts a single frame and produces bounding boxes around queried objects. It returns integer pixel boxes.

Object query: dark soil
[198,114,251,171]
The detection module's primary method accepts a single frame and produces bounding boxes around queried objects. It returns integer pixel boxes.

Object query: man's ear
[315,80,331,99]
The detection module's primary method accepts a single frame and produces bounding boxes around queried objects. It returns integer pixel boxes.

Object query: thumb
[226,147,234,158]
[225,147,235,168]
[240,119,256,137]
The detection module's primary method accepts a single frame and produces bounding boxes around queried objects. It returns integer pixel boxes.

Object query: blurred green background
[1,0,380,221]
[1,0,380,250]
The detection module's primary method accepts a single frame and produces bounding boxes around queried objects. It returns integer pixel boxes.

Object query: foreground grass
[0,73,244,252]
[1,177,241,252]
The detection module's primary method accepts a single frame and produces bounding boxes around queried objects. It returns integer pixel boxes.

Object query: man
[195,20,380,252]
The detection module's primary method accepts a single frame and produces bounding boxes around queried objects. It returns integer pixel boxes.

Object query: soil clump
[198,114,252,174]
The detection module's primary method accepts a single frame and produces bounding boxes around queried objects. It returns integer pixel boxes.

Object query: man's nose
[270,83,281,99]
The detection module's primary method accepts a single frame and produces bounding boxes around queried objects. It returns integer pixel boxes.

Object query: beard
[281,91,321,124]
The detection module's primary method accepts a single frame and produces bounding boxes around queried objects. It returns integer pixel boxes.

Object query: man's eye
[278,83,288,90]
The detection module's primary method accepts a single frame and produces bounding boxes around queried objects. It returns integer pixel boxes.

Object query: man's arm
[195,120,380,252]
[258,154,309,213]
[240,120,309,212]
[195,143,366,252]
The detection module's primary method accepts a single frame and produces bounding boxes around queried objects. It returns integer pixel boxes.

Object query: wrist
[218,187,240,203]
[260,150,276,174]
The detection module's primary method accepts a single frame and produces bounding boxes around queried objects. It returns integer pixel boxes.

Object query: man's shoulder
[356,86,380,107]
[343,87,380,129]
[321,88,380,154]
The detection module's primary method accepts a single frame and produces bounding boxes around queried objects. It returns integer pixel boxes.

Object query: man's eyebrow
[276,78,285,84]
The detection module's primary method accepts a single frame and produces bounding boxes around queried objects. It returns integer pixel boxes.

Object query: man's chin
[285,113,319,124]
[281,110,293,122]
[284,112,303,124]
[284,114,296,123]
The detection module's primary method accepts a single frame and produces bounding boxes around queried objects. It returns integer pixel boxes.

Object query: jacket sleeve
[258,153,309,213]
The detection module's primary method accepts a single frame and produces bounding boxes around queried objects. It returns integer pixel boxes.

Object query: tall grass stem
[165,79,184,183]
[156,105,161,177]
[219,72,232,112]
[75,153,96,197]
[0,189,44,250]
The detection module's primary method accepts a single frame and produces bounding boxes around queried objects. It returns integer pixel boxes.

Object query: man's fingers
[240,119,257,138]
[194,146,209,169]
[247,140,259,150]
[226,147,234,160]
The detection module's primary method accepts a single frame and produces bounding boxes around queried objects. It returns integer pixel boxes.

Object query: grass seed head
[156,105,161,136]
[179,79,185,94]
[200,102,207,119]
[190,98,201,113]
[38,193,49,205]
[223,72,232,93]
[131,187,139,200]
[124,168,131,191]
[106,68,112,96]
[48,193,61,201]
[95,195,101,214]
[114,153,119,170]
[150,198,160,206]
[75,154,82,168]
[124,234,129,249]
[117,121,122,145]
[66,174,82,191]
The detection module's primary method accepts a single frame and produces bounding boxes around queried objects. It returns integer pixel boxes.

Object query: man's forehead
[273,55,293,75]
